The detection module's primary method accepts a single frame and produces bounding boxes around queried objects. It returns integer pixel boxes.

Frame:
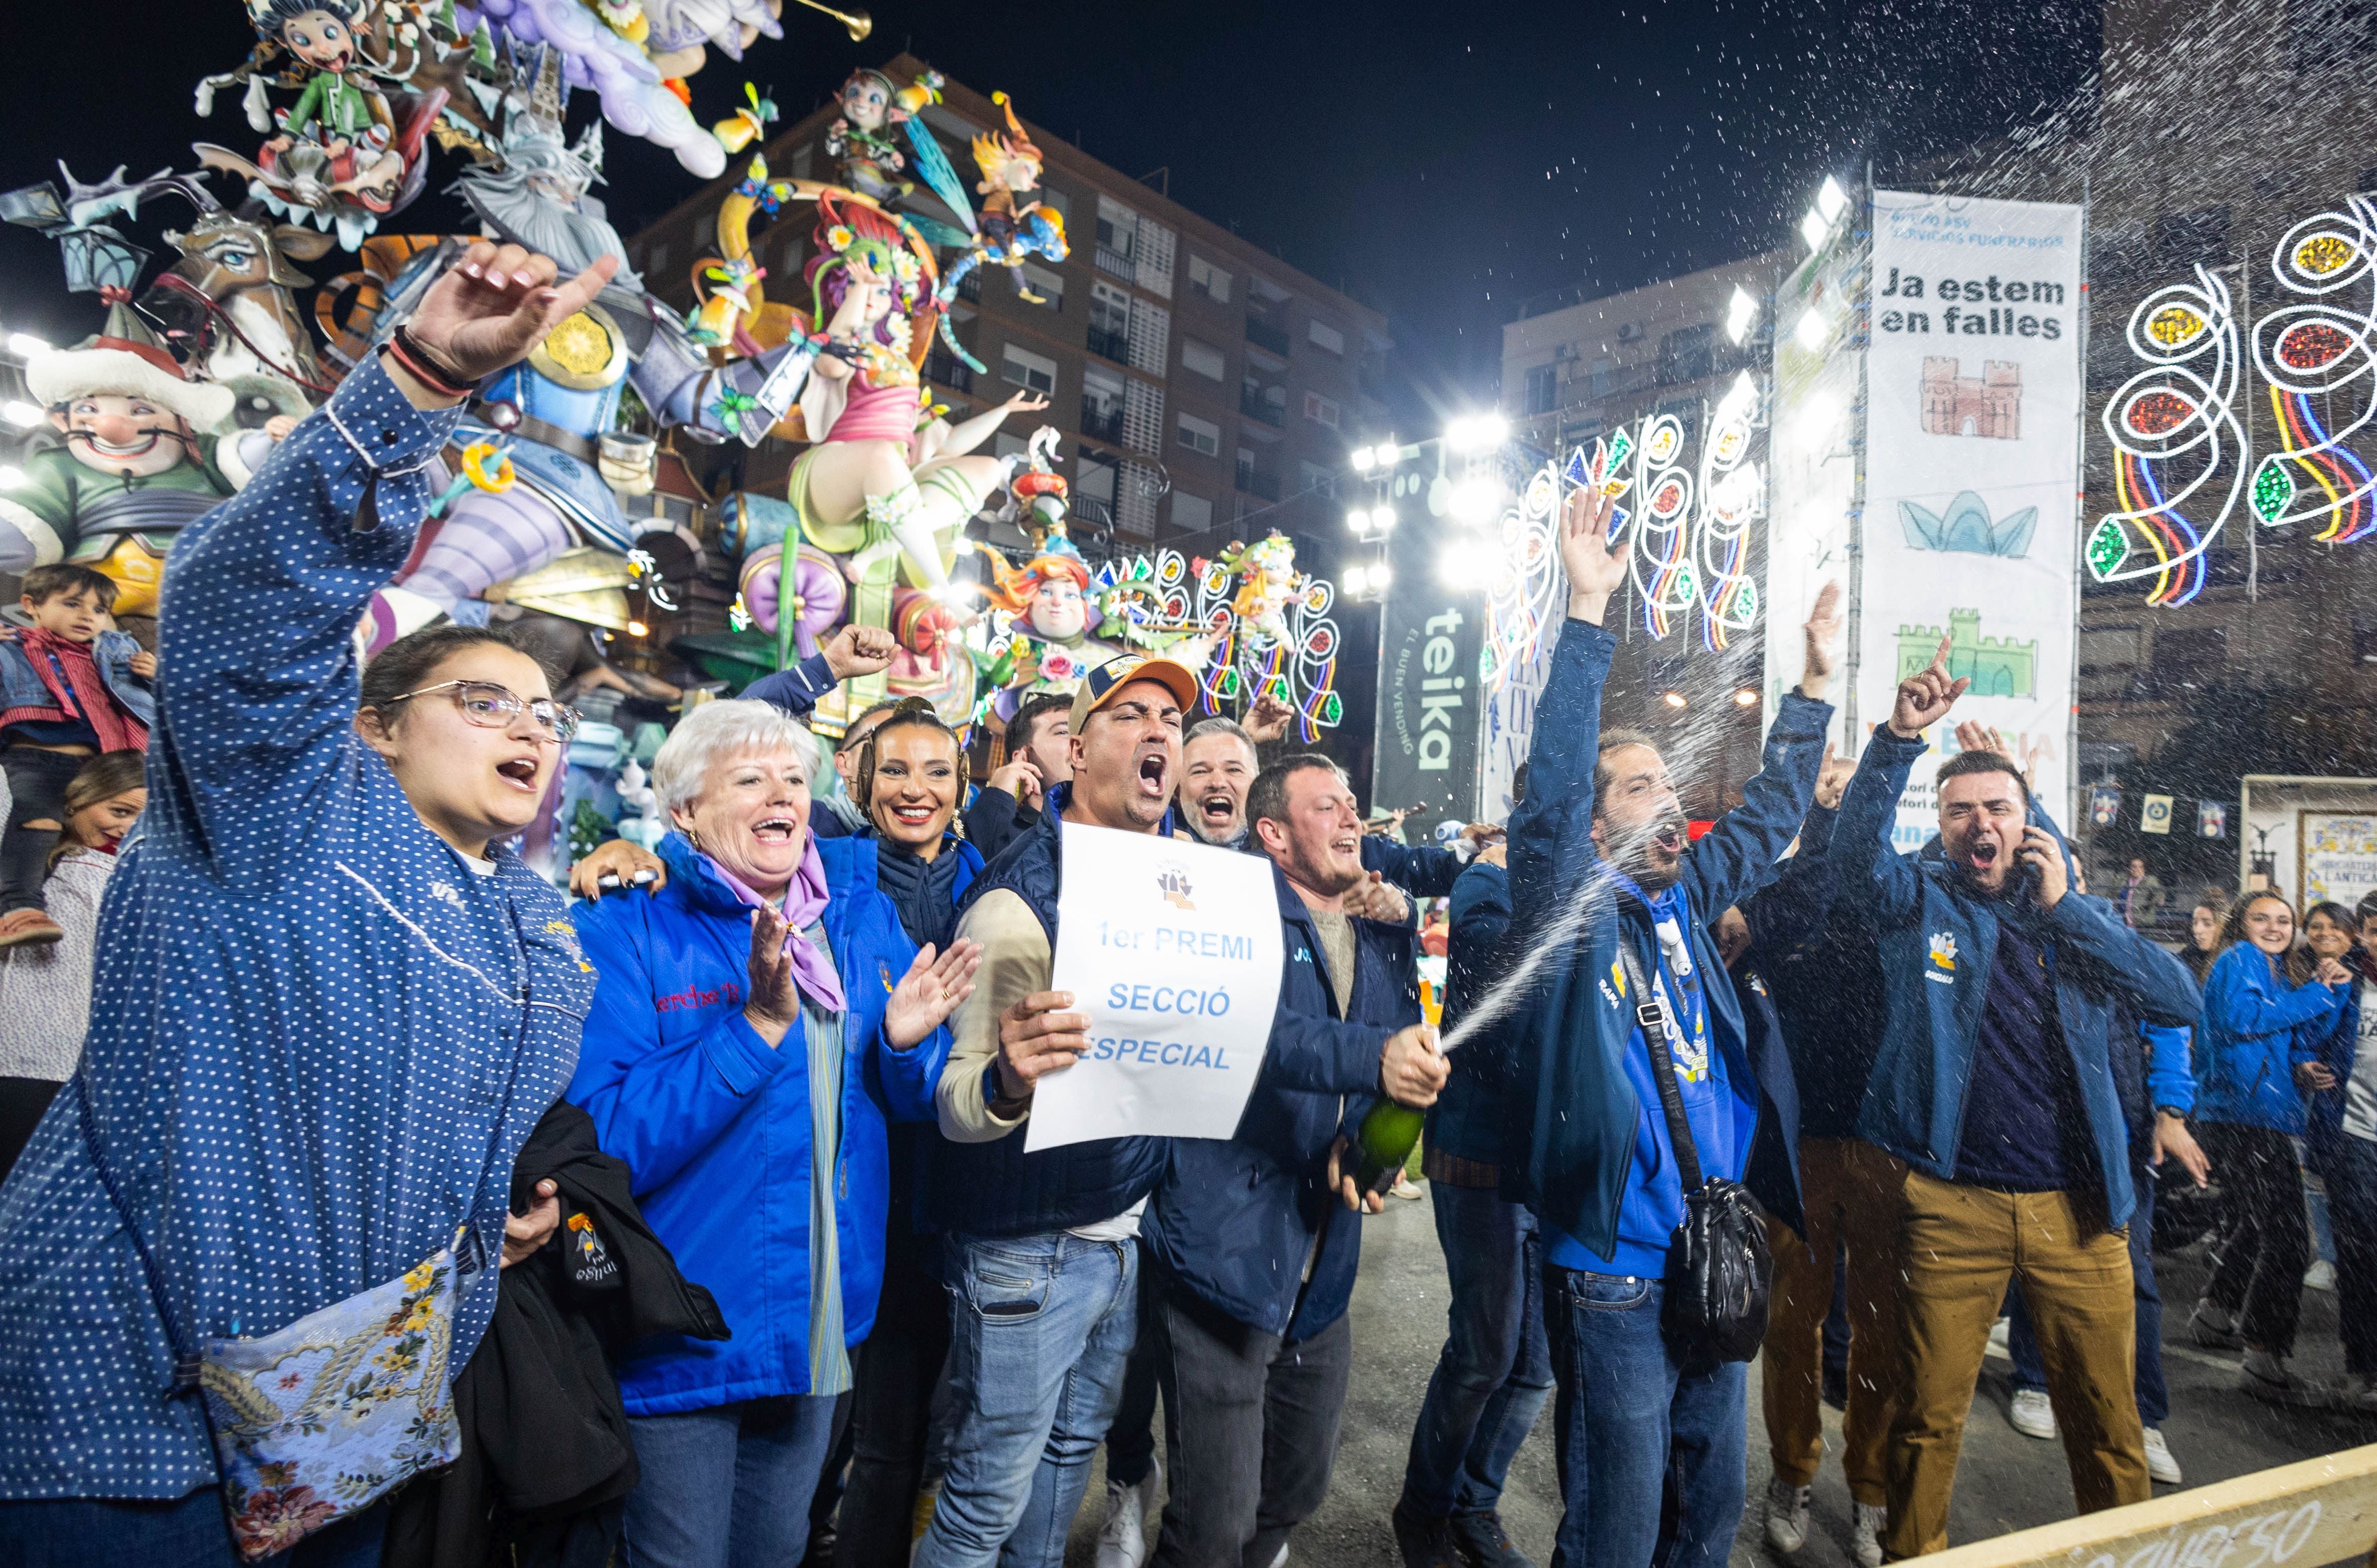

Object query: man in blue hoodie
[1829,670,2201,1558]
[1505,487,1839,1568]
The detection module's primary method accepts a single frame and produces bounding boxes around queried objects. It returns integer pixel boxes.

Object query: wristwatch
[2155,1106,2186,1120]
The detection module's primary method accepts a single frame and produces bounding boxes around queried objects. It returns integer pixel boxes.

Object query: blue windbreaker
[568,831,948,1415]
[2194,942,2343,1134]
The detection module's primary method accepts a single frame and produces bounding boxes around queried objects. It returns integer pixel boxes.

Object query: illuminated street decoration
[2089,265,2245,607]
[1696,374,1764,651]
[1479,458,1563,695]
[1628,413,1697,638]
[2248,196,2377,543]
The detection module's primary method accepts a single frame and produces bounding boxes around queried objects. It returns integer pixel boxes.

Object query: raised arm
[1683,582,1839,914]
[153,244,615,881]
[742,623,897,717]
[1828,636,1971,926]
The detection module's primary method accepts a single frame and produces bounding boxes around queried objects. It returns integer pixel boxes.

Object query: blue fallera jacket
[1832,729,2201,1227]
[0,359,592,1498]
[1504,616,1829,1265]
[568,830,949,1416]
[2195,942,2344,1135]
[1145,862,1417,1341]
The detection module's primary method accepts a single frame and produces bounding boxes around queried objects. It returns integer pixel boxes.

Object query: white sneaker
[1987,1317,2009,1354]
[1266,1547,1288,1568]
[1095,1464,1161,1568]
[1763,1475,1811,1554]
[2008,1387,2058,1441]
[2336,1374,2377,1414]
[1391,1175,1424,1201]
[2306,1260,2337,1291]
[1850,1502,1886,1568]
[2143,1426,2183,1485]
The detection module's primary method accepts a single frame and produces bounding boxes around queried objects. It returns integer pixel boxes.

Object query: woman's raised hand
[405,243,618,388]
[885,939,985,1049]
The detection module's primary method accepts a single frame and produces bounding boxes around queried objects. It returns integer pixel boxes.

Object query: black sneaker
[1450,1511,1537,1568]
[1392,1502,1463,1568]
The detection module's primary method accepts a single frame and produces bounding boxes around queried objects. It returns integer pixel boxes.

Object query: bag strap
[1612,928,1706,1195]
[73,1070,203,1393]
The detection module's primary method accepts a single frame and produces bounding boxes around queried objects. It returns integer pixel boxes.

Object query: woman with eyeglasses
[0,244,616,1563]
[566,698,980,1568]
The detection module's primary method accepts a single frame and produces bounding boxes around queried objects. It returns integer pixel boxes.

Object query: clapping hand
[1888,636,1970,739]
[1559,482,1627,625]
[885,940,984,1049]
[743,904,801,1047]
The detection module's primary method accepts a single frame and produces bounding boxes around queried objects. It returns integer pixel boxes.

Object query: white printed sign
[1024,822,1286,1152]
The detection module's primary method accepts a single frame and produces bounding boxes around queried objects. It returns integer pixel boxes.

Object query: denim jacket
[0,628,155,730]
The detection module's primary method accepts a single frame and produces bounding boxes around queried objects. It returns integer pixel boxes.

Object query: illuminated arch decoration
[1696,375,1765,652]
[2248,196,2377,543]
[1627,414,1698,639]
[2088,265,2246,608]
[1479,458,1563,695]
[1080,545,1345,741]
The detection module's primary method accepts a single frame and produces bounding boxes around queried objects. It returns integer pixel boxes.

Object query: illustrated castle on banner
[1896,607,2038,698]
[1921,357,2023,439]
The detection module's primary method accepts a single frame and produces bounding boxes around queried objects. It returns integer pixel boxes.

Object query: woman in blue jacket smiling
[2189,890,2349,1404]
[568,698,979,1568]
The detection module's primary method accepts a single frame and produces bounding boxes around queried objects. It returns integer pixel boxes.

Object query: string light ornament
[2089,265,2246,607]
[1479,459,1565,695]
[1696,374,1765,651]
[1085,543,1346,741]
[2247,196,2377,544]
[1627,414,1699,639]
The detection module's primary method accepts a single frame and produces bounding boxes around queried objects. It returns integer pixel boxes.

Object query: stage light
[1725,287,1759,345]
[1800,209,1830,252]
[1372,435,1398,463]
[626,619,650,638]
[0,467,20,489]
[1370,564,1392,591]
[1342,565,1369,595]
[1445,414,1508,452]
[1345,507,1372,532]
[1351,446,1376,471]
[2,401,42,429]
[1816,176,1850,223]
[1451,478,1500,526]
[1732,687,1758,708]
[1371,505,1396,532]
[7,333,50,358]
[1661,690,1688,710]
[1794,309,1829,351]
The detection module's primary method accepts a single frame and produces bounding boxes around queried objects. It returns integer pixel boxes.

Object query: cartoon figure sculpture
[958,92,1067,302]
[824,67,942,204]
[0,302,274,616]
[975,528,1121,705]
[1216,532,1301,642]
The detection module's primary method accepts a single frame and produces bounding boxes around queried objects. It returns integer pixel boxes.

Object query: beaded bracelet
[383,326,478,400]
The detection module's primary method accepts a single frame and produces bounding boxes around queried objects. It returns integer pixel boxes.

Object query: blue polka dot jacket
[0,356,595,1500]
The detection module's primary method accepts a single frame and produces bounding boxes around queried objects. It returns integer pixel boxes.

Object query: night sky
[0,0,2102,412]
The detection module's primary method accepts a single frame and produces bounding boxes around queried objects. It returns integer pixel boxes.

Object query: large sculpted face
[54,395,193,480]
[840,77,890,132]
[1026,576,1087,641]
[278,8,362,71]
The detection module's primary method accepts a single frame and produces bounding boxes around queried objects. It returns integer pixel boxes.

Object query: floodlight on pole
[1725,287,1759,346]
[1816,176,1850,223]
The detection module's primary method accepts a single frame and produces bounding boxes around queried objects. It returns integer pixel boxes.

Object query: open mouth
[1968,839,2000,869]
[1137,753,1170,795]
[495,756,540,790]
[751,815,799,845]
[1330,834,1360,858]
[84,433,160,457]
[1650,823,1685,856]
[1197,790,1235,824]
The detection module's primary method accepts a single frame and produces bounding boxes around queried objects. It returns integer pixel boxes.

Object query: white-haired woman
[566,698,979,1568]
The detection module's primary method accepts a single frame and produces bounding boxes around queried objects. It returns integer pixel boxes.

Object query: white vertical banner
[1863,191,2084,848]
[1764,231,1864,747]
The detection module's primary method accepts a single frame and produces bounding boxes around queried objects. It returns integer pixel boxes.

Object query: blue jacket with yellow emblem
[568,831,949,1415]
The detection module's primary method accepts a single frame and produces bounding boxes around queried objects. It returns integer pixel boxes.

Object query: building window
[1590,357,1614,398]
[1307,320,1344,355]
[1176,412,1221,457]
[1189,255,1233,303]
[1656,324,1715,386]
[1088,281,1131,362]
[1524,364,1558,415]
[1076,451,1118,506]
[1018,263,1065,308]
[1171,490,1212,533]
[1001,342,1057,397]
[1304,391,1340,429]
[1080,363,1126,444]
[1180,337,1226,381]
[1096,195,1140,280]
[1299,460,1335,499]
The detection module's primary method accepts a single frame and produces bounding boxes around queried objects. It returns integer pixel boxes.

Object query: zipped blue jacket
[1145,861,1416,1341]
[2194,941,2343,1135]
[2304,950,2373,1161]
[0,626,154,729]
[0,358,592,1499]
[1504,616,1831,1262]
[1427,859,1514,1166]
[568,830,949,1415]
[1832,729,2201,1226]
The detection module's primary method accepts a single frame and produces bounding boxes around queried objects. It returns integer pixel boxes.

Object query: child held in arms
[0,565,154,947]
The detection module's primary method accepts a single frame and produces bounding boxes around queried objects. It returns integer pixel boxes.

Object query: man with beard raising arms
[1506,483,1840,1568]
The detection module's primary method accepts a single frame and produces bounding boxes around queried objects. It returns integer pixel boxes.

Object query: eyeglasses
[384,680,580,743]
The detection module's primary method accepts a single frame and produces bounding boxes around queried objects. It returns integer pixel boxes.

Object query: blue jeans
[621,1395,841,1568]
[914,1230,1140,1568]
[0,1489,385,1567]
[1402,1182,1554,1518]
[2008,1155,2165,1425]
[1544,1267,1747,1568]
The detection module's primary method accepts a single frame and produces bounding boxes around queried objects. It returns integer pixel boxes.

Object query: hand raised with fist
[1888,635,1971,740]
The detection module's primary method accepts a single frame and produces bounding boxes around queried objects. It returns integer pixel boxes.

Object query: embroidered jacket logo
[1156,862,1196,910]
[1927,931,1958,984]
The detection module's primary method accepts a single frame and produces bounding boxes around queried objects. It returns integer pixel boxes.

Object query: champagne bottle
[1351,1099,1424,1195]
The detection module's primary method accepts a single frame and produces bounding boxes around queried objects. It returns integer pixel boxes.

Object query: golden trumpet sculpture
[790,0,871,39]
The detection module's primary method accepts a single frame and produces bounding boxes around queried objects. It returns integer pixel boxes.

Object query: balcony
[1236,464,1280,500]
[1086,324,1130,363]
[1079,402,1124,444]
[1095,246,1136,283]
[1244,317,1292,357]
[1240,387,1285,427]
[923,350,973,395]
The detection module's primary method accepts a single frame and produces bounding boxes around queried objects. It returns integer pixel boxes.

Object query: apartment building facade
[622,56,1391,556]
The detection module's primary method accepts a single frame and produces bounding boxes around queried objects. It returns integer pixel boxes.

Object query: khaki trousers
[1881,1171,2148,1558]
[1759,1138,1908,1506]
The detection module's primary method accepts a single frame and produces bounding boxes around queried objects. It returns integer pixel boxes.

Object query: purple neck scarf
[701,838,848,1014]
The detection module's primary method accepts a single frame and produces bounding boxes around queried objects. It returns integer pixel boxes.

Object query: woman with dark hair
[0,243,617,1562]
[2189,891,2351,1404]
[0,751,147,1178]
[2295,901,2357,985]
[2182,899,2224,987]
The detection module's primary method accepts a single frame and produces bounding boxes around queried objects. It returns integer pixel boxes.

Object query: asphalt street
[1060,1182,2376,1567]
